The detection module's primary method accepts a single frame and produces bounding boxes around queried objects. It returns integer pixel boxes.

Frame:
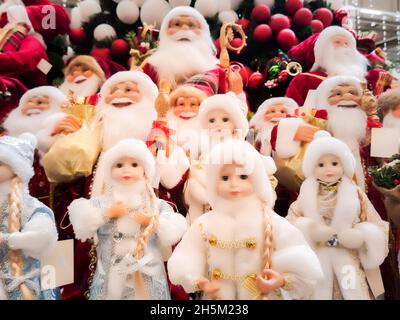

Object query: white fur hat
[198,93,249,137]
[18,86,67,112]
[0,133,37,183]
[302,131,356,179]
[98,71,158,105]
[250,97,298,129]
[311,26,357,72]
[205,139,276,208]
[91,139,155,196]
[315,75,362,109]
[159,6,216,54]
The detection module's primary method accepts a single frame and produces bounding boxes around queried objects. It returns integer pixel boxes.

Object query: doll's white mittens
[157,147,190,190]
[8,214,58,259]
[337,228,364,249]
[157,201,188,247]
[310,224,336,242]
[354,222,388,269]
[68,198,105,242]
[275,118,304,159]
[290,217,315,244]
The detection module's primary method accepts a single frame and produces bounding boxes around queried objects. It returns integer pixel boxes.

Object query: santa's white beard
[167,111,200,155]
[98,101,157,151]
[148,35,218,87]
[257,122,275,155]
[383,113,400,130]
[319,46,368,80]
[59,74,101,97]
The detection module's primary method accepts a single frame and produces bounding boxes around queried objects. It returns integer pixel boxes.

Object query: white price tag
[37,58,53,75]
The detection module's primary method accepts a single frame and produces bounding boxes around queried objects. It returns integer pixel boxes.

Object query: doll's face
[264,103,289,124]
[327,84,362,108]
[66,63,94,84]
[173,96,200,120]
[216,164,254,200]
[0,162,15,183]
[314,154,344,183]
[331,35,350,49]
[206,109,235,137]
[111,156,145,186]
[167,15,202,41]
[21,96,50,116]
[105,81,141,107]
[392,104,400,118]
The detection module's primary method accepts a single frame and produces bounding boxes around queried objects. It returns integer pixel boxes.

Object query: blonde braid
[8,177,35,300]
[131,179,159,299]
[262,203,273,271]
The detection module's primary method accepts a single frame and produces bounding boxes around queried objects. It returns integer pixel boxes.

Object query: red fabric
[0,0,70,41]
[93,56,126,79]
[0,75,27,124]
[270,125,278,152]
[285,71,326,106]
[287,32,320,72]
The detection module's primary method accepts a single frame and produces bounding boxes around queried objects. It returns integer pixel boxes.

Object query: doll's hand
[256,269,285,295]
[337,228,364,249]
[196,277,220,296]
[106,202,130,219]
[311,224,336,242]
[228,70,244,95]
[133,210,153,225]
[52,115,82,136]
[294,125,319,143]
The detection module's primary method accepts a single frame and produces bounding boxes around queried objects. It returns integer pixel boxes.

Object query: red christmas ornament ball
[253,24,273,43]
[294,8,312,26]
[269,14,291,34]
[111,39,131,59]
[90,47,111,59]
[250,4,271,23]
[277,28,298,50]
[311,19,324,33]
[314,8,334,28]
[240,66,253,87]
[69,28,87,45]
[248,71,264,90]
[285,0,303,16]
[236,18,251,33]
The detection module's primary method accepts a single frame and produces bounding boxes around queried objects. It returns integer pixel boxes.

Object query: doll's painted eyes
[318,163,324,168]
[332,162,338,166]
[116,163,123,168]
[222,176,229,181]
[209,118,215,123]
[240,175,248,180]
[131,163,138,167]
[222,117,229,122]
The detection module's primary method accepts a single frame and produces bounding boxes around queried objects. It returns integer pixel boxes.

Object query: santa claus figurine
[59,55,106,99]
[2,86,67,156]
[378,88,400,133]
[168,139,323,300]
[287,131,388,300]
[250,97,299,156]
[286,26,369,106]
[68,139,187,300]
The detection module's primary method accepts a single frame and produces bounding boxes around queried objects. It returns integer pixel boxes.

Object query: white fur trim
[250,97,298,129]
[36,112,66,155]
[275,117,303,159]
[261,155,277,176]
[354,222,388,269]
[68,198,105,241]
[205,140,275,208]
[302,132,356,179]
[8,214,58,259]
[290,216,316,245]
[157,146,190,189]
[157,203,187,248]
[198,94,249,138]
[18,86,67,113]
[337,228,364,249]
[311,224,336,242]
[312,26,357,72]
[315,75,362,109]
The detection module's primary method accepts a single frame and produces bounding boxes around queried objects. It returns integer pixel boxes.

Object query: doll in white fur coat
[287,131,389,300]
[168,140,323,300]
[68,139,187,300]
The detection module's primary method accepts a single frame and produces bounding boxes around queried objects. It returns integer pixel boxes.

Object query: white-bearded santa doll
[168,139,323,300]
[286,26,370,106]
[58,55,106,101]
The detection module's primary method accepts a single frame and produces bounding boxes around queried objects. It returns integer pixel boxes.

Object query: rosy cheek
[84,70,93,78]
[392,107,400,117]
[128,92,141,102]
[66,75,75,83]
[167,28,177,36]
[105,95,113,104]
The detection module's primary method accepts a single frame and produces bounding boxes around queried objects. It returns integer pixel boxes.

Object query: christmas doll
[68,139,187,300]
[184,93,250,224]
[250,97,299,156]
[0,133,58,300]
[3,86,67,156]
[378,88,400,133]
[287,131,389,300]
[168,139,323,300]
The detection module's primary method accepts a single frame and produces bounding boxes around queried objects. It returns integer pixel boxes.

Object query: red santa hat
[315,75,362,108]
[92,139,155,196]
[98,71,158,105]
[250,97,298,129]
[205,139,276,208]
[18,86,67,111]
[302,131,355,179]
[198,93,249,137]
